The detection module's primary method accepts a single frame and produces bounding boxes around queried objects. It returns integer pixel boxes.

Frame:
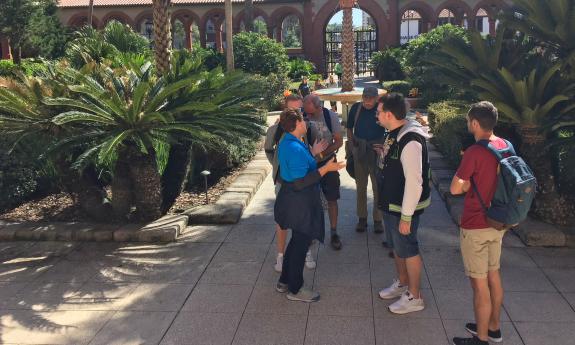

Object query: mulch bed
[0,166,244,223]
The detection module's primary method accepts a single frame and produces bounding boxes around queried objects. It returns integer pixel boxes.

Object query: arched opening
[68,14,100,29]
[324,7,377,76]
[205,16,226,52]
[240,16,268,35]
[475,8,489,35]
[173,19,201,50]
[437,8,456,26]
[278,15,302,48]
[138,17,154,41]
[400,10,422,44]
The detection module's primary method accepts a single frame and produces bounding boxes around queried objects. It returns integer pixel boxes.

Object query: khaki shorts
[460,228,506,279]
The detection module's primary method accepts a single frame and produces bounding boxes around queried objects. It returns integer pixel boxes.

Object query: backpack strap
[475,139,516,162]
[322,107,333,133]
[470,176,489,213]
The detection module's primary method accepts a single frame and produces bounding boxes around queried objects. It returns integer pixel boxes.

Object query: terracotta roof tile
[58,0,268,7]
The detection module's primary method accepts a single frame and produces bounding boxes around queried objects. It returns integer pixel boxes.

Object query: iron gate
[324,26,377,76]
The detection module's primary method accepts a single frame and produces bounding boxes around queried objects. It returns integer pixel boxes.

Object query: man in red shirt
[450,102,507,345]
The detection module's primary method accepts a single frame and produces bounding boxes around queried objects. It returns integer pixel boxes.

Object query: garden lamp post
[200,170,211,204]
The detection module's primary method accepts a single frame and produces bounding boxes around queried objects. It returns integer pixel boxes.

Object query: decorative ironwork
[324,26,376,76]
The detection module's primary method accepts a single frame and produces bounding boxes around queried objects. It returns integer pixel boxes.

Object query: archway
[400,10,422,44]
[136,13,154,41]
[437,8,456,26]
[279,15,302,48]
[239,16,268,35]
[324,7,377,76]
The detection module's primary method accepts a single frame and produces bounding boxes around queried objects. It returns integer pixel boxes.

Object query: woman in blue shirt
[274,108,346,303]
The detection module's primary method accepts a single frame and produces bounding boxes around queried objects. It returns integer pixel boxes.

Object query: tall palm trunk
[152,0,172,76]
[161,142,193,214]
[129,149,163,222]
[518,125,575,226]
[341,5,355,91]
[225,0,234,71]
[88,0,94,27]
[244,0,254,32]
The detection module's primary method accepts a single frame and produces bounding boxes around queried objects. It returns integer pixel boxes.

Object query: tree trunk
[129,150,163,222]
[161,142,193,214]
[55,159,111,222]
[152,0,172,76]
[244,0,254,32]
[12,45,21,65]
[518,125,575,226]
[341,6,355,91]
[111,150,134,221]
[88,0,94,28]
[225,0,234,71]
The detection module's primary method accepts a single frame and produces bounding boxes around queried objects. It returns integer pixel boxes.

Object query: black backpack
[303,107,333,145]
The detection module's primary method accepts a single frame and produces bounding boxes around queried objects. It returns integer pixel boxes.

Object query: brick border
[0,149,270,243]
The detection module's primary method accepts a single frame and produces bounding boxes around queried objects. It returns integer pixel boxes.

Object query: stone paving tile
[314,262,371,288]
[183,284,252,313]
[501,266,556,292]
[305,315,375,345]
[420,246,464,267]
[564,293,575,309]
[122,283,194,312]
[88,311,176,345]
[425,264,470,291]
[370,260,431,290]
[179,225,232,243]
[233,313,307,345]
[504,292,575,322]
[211,243,269,263]
[525,247,575,268]
[541,267,575,293]
[225,223,276,244]
[317,244,369,265]
[373,288,440,319]
[0,310,114,345]
[418,226,461,247]
[501,247,538,268]
[309,286,372,317]
[442,320,524,345]
[374,318,448,345]
[160,312,242,345]
[58,282,141,311]
[200,261,262,285]
[434,288,510,321]
[2,281,84,311]
[245,285,309,315]
[514,321,575,345]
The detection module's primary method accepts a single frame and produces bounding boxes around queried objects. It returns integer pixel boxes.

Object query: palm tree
[225,0,234,71]
[152,0,172,75]
[88,0,94,28]
[429,30,575,225]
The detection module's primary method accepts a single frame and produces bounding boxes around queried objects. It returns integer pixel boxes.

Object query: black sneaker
[453,336,489,345]
[355,218,367,233]
[374,221,384,234]
[465,323,503,343]
[330,233,342,250]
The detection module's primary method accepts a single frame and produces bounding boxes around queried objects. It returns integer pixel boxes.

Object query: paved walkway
[1,150,575,344]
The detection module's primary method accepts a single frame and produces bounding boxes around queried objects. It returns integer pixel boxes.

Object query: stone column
[215,21,224,53]
[185,22,192,50]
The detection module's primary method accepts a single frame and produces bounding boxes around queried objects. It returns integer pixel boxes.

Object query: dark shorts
[320,171,340,201]
[384,212,421,259]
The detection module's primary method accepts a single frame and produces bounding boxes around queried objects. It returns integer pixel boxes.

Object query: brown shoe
[355,218,367,233]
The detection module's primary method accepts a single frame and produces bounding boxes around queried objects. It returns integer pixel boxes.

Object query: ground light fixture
[200,170,211,204]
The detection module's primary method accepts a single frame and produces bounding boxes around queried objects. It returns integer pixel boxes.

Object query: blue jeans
[384,212,421,259]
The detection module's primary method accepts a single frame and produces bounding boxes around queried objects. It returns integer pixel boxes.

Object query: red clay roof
[58,0,268,7]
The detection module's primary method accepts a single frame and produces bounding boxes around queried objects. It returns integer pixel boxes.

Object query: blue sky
[328,8,366,27]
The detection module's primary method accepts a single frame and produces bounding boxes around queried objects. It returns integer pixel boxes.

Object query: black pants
[279,230,312,294]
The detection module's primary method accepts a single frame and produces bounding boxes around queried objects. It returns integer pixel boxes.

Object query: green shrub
[288,58,315,80]
[252,72,291,111]
[428,100,471,168]
[370,48,405,83]
[233,32,289,75]
[382,80,411,96]
[0,59,48,77]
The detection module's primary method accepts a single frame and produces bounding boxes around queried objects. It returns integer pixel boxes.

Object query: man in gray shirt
[303,94,344,250]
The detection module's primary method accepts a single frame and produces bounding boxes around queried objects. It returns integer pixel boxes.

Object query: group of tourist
[265,88,510,345]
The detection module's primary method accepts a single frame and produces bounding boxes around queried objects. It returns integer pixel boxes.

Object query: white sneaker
[378,278,408,300]
[388,290,425,314]
[305,250,316,269]
[274,253,283,272]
